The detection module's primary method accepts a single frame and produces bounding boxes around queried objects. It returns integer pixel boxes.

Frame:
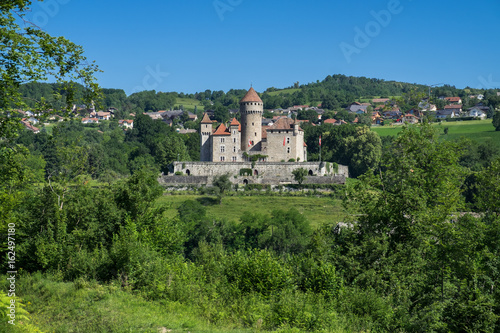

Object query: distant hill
[17,74,498,116]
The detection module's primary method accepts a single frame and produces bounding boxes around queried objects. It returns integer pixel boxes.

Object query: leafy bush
[225,249,294,296]
[239,168,252,176]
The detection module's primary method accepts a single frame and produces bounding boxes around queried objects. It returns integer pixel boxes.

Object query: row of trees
[14,114,199,180]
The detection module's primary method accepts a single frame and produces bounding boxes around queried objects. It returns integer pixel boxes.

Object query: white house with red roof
[444,97,462,104]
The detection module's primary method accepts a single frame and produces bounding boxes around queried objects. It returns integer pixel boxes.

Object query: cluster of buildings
[200,87,307,163]
[346,96,491,125]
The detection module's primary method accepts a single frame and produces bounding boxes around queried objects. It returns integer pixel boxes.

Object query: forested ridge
[18,75,500,115]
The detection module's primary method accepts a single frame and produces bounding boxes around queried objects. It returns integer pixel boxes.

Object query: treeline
[14,114,200,179]
[21,76,500,120]
[2,123,500,331]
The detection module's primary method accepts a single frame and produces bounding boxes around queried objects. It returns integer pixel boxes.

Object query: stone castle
[164,87,348,186]
[200,87,307,163]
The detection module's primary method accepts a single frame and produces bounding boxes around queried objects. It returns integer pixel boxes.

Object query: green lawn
[372,119,500,148]
[158,194,346,229]
[175,97,205,111]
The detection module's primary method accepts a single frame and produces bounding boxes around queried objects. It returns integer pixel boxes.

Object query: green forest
[2,1,500,332]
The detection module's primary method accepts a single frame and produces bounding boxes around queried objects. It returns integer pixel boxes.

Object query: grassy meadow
[266,88,301,96]
[175,97,205,111]
[372,119,500,148]
[0,273,258,333]
[158,194,346,229]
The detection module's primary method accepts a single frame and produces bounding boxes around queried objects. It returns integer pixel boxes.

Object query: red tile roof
[445,97,461,102]
[240,87,262,103]
[323,119,337,124]
[230,117,240,126]
[444,104,462,109]
[372,98,390,104]
[262,126,269,139]
[213,123,230,135]
[267,117,301,131]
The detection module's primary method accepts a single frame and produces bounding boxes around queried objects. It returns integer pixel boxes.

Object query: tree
[0,0,100,245]
[292,168,308,186]
[212,174,232,204]
[475,157,500,214]
[297,109,318,123]
[493,111,500,131]
[340,123,470,330]
[343,126,382,177]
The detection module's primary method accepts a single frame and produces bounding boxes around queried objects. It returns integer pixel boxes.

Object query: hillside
[20,74,497,115]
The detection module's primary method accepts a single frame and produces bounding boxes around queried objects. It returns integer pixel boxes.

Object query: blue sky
[25,0,500,95]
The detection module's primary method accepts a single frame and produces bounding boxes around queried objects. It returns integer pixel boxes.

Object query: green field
[175,97,205,111]
[266,88,301,96]
[372,119,500,148]
[358,95,400,103]
[158,194,346,228]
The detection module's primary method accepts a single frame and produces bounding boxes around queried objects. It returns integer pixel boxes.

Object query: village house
[401,114,419,124]
[118,119,134,129]
[346,102,368,113]
[436,109,459,119]
[467,106,489,119]
[82,117,99,124]
[444,104,463,114]
[444,97,462,104]
[382,107,402,119]
[96,111,111,120]
[372,98,390,104]
[21,120,40,133]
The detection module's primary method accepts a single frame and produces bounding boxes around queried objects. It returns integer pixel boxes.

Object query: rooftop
[240,87,263,103]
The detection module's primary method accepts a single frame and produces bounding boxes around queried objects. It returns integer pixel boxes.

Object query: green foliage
[342,126,382,178]
[493,111,500,131]
[475,157,500,214]
[114,167,163,219]
[239,168,252,176]
[292,167,307,185]
[212,174,232,204]
[225,249,294,296]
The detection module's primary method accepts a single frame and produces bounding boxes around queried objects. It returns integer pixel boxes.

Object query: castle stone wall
[163,161,348,186]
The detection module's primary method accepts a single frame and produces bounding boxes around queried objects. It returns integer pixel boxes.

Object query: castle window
[233,146,237,152]
[255,132,257,136]
[233,138,236,143]
[287,147,291,153]
[220,138,225,143]
[233,130,236,135]
[232,156,237,161]
[252,122,254,126]
[220,156,225,161]
[220,145,225,153]
[287,137,290,144]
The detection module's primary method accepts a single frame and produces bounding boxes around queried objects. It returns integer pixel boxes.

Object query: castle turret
[240,87,263,152]
[200,113,212,161]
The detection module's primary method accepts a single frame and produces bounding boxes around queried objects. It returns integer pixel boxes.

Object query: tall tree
[0,0,100,246]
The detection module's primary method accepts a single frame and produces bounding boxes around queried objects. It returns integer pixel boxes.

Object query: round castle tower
[240,87,263,152]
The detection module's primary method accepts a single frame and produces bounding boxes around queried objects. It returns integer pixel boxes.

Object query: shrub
[239,168,252,176]
[225,249,294,296]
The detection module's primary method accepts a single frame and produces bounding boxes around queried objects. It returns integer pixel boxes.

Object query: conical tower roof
[240,87,262,103]
[201,112,212,124]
